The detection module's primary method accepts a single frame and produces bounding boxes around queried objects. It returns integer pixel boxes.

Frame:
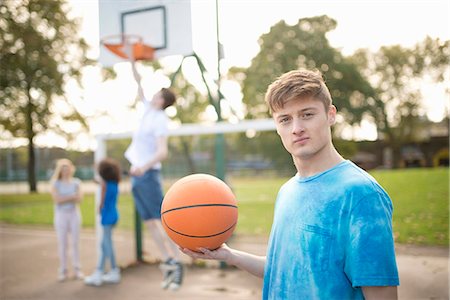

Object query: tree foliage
[350,37,450,167]
[0,0,91,191]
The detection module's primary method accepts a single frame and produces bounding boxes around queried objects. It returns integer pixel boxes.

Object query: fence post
[135,208,143,261]
[94,136,107,261]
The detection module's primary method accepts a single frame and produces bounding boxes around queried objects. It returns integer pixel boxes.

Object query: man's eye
[279,117,290,123]
[302,113,314,119]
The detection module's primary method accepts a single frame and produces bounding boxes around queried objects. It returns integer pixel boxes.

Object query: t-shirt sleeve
[344,189,399,287]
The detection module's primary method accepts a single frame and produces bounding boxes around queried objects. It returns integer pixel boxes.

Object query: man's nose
[292,118,305,134]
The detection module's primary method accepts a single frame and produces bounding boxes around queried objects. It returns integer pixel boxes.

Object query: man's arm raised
[130,60,145,101]
[181,244,266,278]
[124,41,145,101]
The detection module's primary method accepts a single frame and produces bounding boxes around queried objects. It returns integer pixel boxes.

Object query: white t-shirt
[124,100,169,169]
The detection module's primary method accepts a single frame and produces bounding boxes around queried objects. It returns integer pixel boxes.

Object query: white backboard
[98,0,193,67]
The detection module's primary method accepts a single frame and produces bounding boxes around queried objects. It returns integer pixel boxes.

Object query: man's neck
[294,145,344,178]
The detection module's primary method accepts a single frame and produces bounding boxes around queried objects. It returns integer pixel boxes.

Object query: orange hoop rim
[100,34,155,61]
[100,34,143,45]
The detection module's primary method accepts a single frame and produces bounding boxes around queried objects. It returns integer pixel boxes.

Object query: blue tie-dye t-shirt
[262,160,399,300]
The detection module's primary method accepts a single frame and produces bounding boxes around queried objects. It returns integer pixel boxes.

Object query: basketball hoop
[100,34,155,61]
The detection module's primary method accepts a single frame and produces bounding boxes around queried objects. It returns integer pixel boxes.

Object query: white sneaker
[57,270,67,282]
[102,268,121,284]
[84,270,103,286]
[74,269,84,280]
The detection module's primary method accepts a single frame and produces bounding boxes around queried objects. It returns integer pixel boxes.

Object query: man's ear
[328,105,337,125]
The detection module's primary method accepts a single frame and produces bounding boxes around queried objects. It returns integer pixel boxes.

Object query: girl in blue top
[85,158,121,286]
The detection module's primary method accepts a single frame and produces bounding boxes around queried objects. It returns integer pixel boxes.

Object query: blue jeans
[97,225,116,271]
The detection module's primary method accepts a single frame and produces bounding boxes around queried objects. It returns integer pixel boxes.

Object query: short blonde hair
[50,159,76,183]
[265,69,332,113]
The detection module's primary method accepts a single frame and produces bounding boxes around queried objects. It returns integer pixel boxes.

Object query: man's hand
[181,244,266,278]
[180,244,232,263]
[123,38,134,60]
[129,166,144,177]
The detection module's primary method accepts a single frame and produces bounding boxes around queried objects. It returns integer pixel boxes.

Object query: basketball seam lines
[161,203,237,215]
[162,217,237,239]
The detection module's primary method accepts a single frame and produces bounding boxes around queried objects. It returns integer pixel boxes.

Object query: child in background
[50,158,84,281]
[85,158,121,286]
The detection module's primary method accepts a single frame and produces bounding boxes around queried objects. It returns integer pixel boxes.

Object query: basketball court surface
[1,224,448,300]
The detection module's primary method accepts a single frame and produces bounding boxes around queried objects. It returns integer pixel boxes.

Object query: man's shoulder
[335,161,386,196]
[279,175,298,191]
[147,105,168,120]
[338,161,374,182]
[142,105,169,128]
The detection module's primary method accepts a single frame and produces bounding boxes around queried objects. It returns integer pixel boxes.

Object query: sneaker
[84,270,103,286]
[57,270,67,282]
[159,258,177,289]
[74,269,84,280]
[102,268,121,284]
[168,262,184,291]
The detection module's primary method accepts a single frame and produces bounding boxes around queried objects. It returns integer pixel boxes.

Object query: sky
[4,0,450,150]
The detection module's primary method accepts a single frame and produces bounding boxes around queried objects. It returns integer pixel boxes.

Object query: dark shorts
[131,169,164,220]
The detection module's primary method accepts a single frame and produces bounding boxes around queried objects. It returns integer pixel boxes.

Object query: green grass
[0,193,136,230]
[0,168,448,246]
[230,177,286,235]
[370,168,449,245]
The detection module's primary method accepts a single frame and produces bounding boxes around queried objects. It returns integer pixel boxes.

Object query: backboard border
[120,6,168,50]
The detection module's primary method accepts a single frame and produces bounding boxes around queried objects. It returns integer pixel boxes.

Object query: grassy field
[370,168,448,245]
[0,168,448,246]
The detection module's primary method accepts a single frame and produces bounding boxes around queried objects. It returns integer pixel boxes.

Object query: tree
[0,0,90,192]
[350,37,450,167]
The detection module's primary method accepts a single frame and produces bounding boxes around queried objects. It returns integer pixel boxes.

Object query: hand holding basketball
[180,243,232,262]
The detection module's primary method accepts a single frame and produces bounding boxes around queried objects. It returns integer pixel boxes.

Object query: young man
[124,56,183,291]
[182,69,399,299]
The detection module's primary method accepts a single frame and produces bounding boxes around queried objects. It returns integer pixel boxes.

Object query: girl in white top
[50,158,84,281]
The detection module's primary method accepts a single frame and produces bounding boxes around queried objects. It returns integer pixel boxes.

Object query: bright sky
[6,0,449,150]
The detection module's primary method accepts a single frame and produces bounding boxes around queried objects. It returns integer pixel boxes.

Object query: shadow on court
[0,224,447,300]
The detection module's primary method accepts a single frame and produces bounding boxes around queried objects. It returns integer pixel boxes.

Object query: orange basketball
[161,174,238,252]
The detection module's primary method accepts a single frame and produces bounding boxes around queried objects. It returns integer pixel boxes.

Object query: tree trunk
[26,91,37,193]
[27,134,37,192]
[381,109,404,169]
[391,144,403,169]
